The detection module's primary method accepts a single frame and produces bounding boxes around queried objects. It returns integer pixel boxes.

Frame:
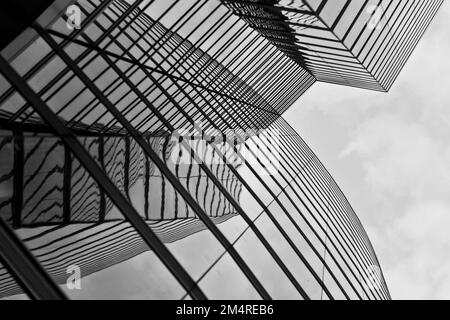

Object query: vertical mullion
[98,136,106,222]
[12,130,24,228]
[124,136,130,199]
[144,155,150,220]
[63,144,72,224]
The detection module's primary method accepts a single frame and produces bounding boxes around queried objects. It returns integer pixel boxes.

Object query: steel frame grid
[0,51,211,300]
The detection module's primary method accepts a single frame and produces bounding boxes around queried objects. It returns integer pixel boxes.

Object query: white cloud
[342,114,450,201]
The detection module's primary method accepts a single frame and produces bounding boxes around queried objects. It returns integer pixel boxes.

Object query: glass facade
[224,0,443,91]
[0,0,440,300]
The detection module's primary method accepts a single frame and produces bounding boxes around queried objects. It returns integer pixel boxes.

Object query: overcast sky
[285,1,450,300]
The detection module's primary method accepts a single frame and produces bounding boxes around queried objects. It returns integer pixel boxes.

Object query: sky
[285,1,450,300]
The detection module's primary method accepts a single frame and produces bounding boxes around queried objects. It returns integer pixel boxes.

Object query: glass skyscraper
[0,0,443,300]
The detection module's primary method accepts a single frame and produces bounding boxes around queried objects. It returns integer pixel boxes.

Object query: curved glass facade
[0,0,441,300]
